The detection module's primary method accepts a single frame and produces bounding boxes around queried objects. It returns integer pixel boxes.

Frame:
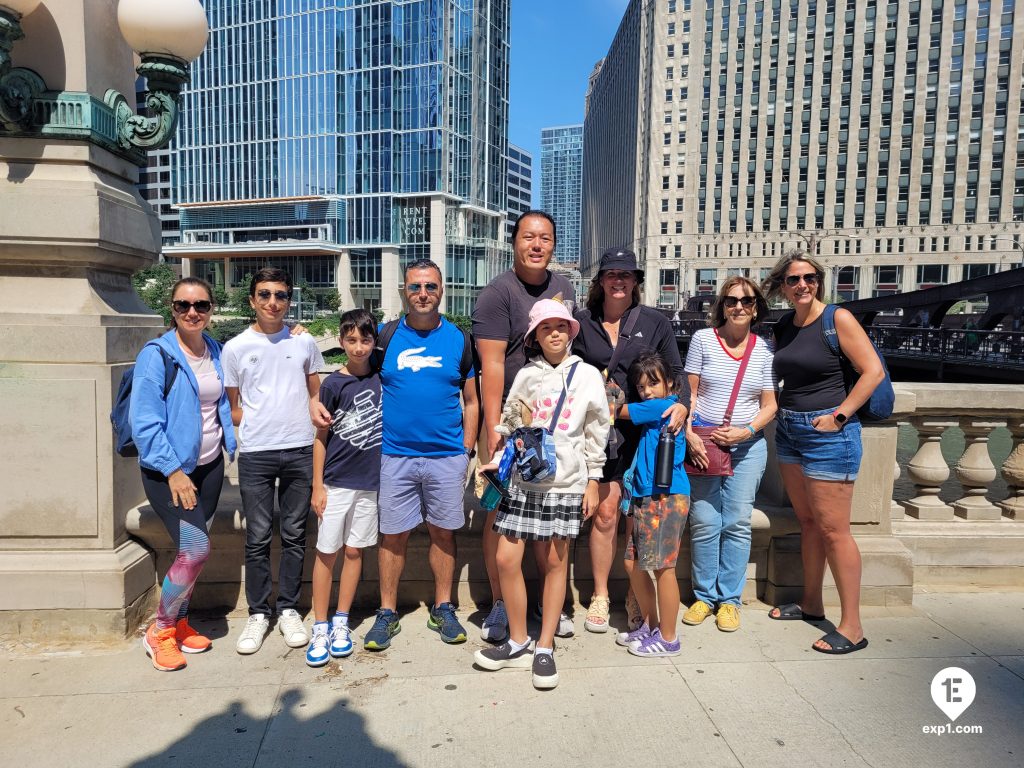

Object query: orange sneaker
[176,619,212,654]
[143,623,186,671]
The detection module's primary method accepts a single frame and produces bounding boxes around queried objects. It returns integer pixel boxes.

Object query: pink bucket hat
[526,299,580,341]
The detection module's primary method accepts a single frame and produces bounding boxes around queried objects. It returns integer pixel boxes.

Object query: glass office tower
[169,0,511,316]
[540,125,585,264]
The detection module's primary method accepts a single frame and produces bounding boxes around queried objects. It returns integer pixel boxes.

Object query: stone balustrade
[123,383,1024,618]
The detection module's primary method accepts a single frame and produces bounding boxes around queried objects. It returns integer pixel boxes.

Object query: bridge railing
[868,327,1024,366]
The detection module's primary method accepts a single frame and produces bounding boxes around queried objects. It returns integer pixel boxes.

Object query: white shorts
[315,486,379,553]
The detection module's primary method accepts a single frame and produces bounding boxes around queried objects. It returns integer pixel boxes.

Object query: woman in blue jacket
[130,277,236,671]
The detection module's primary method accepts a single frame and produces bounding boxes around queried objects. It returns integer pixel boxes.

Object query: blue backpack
[511,363,578,484]
[820,304,895,421]
[110,343,179,457]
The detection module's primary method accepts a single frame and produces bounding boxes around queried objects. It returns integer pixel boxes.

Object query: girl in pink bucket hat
[474,298,609,689]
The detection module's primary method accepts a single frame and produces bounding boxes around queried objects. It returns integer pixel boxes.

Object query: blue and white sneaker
[480,600,508,642]
[305,624,330,667]
[627,627,681,658]
[329,622,353,658]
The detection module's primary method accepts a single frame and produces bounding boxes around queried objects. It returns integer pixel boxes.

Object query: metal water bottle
[655,426,675,488]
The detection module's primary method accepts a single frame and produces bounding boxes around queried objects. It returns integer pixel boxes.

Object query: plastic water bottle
[655,426,675,488]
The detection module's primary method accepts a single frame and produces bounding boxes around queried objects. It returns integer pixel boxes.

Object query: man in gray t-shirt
[470,209,576,643]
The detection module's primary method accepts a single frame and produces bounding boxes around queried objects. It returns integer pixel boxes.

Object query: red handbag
[684,332,756,477]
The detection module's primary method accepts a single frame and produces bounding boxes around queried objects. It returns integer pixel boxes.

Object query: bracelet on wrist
[745,424,757,437]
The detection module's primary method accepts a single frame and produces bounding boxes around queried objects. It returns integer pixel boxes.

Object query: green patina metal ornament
[0,5,190,162]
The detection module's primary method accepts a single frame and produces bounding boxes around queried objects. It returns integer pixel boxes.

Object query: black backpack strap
[159,348,179,398]
[372,319,401,372]
[458,327,477,387]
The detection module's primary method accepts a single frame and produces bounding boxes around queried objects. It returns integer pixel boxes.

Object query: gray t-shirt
[471,269,576,399]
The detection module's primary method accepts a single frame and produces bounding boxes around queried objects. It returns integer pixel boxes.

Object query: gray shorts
[379,454,469,535]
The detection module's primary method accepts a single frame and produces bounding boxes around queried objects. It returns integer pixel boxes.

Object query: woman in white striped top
[682,276,778,632]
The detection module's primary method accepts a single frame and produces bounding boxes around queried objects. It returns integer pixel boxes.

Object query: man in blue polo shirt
[363,259,480,651]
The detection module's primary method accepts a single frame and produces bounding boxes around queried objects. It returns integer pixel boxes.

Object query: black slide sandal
[769,603,827,622]
[812,630,869,655]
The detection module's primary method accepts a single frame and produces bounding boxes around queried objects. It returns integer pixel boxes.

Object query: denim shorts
[775,407,862,482]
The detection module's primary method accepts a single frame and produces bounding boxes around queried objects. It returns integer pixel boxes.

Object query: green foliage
[304,315,341,339]
[324,352,348,365]
[443,313,472,332]
[212,284,230,308]
[228,274,254,316]
[321,289,342,312]
[207,318,250,344]
[131,263,177,323]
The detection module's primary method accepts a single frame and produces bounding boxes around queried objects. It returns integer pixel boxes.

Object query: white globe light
[117,0,209,64]
[0,0,42,18]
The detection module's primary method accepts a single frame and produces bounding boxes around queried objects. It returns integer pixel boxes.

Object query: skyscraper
[582,0,1023,307]
[167,0,511,316]
[506,143,534,241]
[541,125,585,264]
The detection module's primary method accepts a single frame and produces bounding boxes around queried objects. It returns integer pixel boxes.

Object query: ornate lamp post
[0,1,207,640]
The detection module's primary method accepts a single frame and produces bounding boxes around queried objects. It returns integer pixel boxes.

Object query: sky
[508,0,631,205]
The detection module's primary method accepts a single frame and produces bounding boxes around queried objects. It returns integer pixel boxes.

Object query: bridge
[671,267,1024,381]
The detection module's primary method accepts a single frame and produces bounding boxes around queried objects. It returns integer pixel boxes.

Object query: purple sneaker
[615,621,651,649]
[628,628,681,658]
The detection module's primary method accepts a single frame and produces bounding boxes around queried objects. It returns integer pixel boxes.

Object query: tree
[131,263,177,323]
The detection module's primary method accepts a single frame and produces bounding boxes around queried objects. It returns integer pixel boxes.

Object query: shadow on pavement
[127,688,408,767]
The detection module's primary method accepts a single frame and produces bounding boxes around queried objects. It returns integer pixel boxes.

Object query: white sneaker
[278,609,309,648]
[236,613,270,655]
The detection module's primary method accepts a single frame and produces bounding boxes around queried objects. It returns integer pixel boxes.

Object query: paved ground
[2,592,1022,768]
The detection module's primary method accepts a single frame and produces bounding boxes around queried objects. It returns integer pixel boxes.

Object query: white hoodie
[499,353,610,494]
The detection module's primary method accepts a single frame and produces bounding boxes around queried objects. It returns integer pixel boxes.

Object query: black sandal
[813,630,868,655]
[768,603,826,622]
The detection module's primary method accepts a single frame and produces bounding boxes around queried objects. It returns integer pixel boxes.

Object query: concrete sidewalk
[2,592,1022,768]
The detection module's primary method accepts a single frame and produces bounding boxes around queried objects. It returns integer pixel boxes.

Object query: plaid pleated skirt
[493,487,584,541]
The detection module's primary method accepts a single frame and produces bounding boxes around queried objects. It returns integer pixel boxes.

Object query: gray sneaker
[532,651,559,689]
[533,604,575,638]
[474,640,533,671]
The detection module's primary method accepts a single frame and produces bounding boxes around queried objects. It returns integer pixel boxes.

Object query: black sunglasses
[172,299,213,314]
[723,296,757,308]
[255,289,291,302]
[784,273,820,287]
[406,282,440,294]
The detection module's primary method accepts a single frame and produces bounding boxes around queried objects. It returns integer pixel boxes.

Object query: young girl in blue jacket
[130,277,236,672]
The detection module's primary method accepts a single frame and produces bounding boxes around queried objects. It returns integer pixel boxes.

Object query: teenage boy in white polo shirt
[222,267,327,655]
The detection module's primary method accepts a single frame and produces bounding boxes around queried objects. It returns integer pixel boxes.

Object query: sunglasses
[255,289,291,302]
[406,282,440,294]
[784,273,820,287]
[172,299,213,314]
[723,296,757,308]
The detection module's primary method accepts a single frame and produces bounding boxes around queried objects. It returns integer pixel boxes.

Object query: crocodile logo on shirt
[397,347,443,372]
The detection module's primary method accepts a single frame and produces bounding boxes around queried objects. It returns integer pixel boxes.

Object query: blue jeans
[687,436,768,607]
[238,445,313,616]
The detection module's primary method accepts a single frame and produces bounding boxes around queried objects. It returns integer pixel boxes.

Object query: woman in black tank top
[762,252,885,656]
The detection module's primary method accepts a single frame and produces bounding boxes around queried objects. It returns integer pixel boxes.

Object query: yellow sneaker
[716,604,740,632]
[682,600,715,626]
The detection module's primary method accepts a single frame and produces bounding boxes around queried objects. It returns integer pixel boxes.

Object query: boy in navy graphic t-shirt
[305,309,382,668]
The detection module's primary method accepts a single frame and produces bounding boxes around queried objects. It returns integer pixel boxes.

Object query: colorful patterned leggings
[141,455,224,630]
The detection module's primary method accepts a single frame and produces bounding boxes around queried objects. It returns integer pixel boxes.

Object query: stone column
[998,418,1024,521]
[335,249,356,311]
[0,2,160,639]
[379,246,403,320]
[951,419,1005,521]
[901,418,957,520]
[430,196,449,314]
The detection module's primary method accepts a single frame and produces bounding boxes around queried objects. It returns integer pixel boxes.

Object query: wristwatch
[465,447,477,458]
[833,411,848,427]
